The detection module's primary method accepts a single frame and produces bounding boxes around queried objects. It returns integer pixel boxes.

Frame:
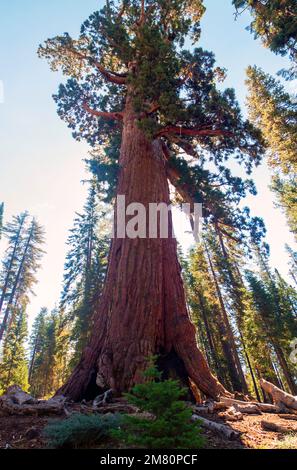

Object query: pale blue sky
[0,0,296,326]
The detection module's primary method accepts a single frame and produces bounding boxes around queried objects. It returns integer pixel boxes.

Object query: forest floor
[1,410,297,449]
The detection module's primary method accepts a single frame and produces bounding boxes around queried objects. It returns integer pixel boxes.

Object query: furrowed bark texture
[58,93,228,401]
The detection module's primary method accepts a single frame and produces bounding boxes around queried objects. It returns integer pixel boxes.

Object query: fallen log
[255,402,280,413]
[95,403,139,414]
[220,397,261,414]
[0,402,65,416]
[261,420,293,433]
[260,379,297,410]
[192,414,240,439]
[220,396,280,413]
[278,414,297,421]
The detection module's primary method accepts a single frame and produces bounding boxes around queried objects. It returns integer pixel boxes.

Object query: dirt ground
[0,411,297,449]
[203,412,297,449]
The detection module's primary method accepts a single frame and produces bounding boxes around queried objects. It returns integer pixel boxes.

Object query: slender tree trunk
[214,231,259,398]
[273,342,297,395]
[0,222,34,341]
[29,331,39,383]
[239,330,261,401]
[215,229,255,396]
[196,294,225,385]
[58,93,229,401]
[258,309,296,394]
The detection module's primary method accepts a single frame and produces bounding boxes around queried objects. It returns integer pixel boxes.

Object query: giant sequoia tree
[39,1,263,401]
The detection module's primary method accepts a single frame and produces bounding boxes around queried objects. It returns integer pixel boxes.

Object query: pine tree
[246,263,297,394]
[60,183,109,365]
[111,360,205,449]
[206,227,265,399]
[28,307,48,390]
[0,304,29,394]
[0,216,45,342]
[39,1,264,400]
[204,237,249,394]
[187,244,238,391]
[246,66,297,241]
[0,212,29,316]
[233,0,297,79]
[246,66,297,174]
[271,176,297,241]
[29,308,71,398]
[240,288,284,398]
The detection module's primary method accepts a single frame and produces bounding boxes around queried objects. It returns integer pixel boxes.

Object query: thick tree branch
[167,136,198,158]
[70,48,127,85]
[146,102,160,115]
[83,102,124,120]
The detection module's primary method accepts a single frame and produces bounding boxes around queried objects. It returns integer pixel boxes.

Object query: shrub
[44,412,122,448]
[111,360,205,449]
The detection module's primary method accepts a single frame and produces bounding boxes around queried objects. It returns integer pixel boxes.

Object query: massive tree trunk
[58,93,228,401]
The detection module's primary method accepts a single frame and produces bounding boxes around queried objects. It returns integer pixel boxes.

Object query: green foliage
[271,176,297,242]
[246,66,297,174]
[44,413,122,449]
[0,308,29,393]
[60,182,109,366]
[186,243,232,389]
[0,214,45,340]
[246,66,297,241]
[233,0,297,79]
[111,362,205,449]
[245,245,297,391]
[29,308,71,398]
[38,0,264,234]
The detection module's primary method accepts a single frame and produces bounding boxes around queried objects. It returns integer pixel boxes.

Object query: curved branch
[70,48,127,85]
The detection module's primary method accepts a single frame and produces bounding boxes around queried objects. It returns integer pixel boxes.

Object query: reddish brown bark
[58,93,229,401]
